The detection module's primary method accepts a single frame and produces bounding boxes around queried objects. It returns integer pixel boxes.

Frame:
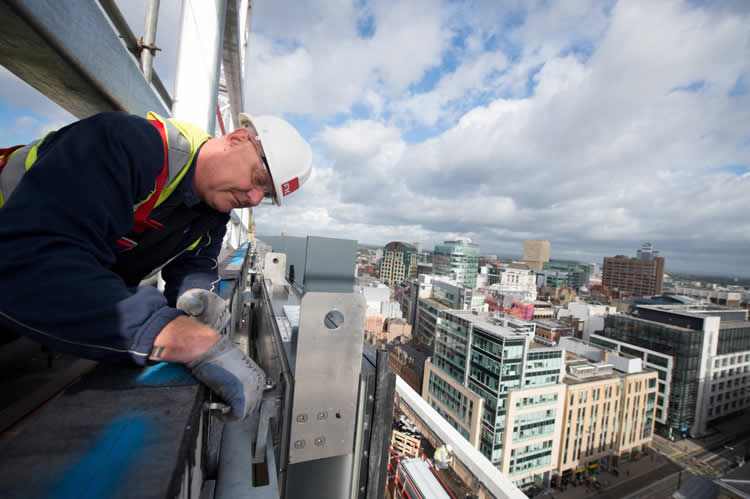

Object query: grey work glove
[177,289,230,332]
[187,336,266,421]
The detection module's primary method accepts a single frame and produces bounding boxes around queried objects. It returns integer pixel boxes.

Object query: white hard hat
[238,113,312,206]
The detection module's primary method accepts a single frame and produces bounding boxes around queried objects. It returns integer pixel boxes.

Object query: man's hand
[176,289,230,332]
[186,336,266,421]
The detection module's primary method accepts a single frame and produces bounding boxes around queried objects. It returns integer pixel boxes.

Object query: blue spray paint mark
[51,415,150,499]
[135,362,195,386]
[229,242,248,265]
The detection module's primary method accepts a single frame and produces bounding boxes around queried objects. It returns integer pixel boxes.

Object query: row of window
[714,353,750,368]
[712,366,750,380]
[516,393,558,409]
[711,380,749,393]
[709,388,747,405]
[707,397,750,418]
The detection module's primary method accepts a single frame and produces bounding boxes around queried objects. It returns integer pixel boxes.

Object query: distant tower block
[523,240,550,271]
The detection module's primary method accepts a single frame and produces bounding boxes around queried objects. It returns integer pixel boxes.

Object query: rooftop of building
[562,351,652,385]
[605,254,665,262]
[384,241,416,251]
[419,297,451,309]
[533,301,554,307]
[447,312,561,353]
[529,341,553,350]
[447,310,530,340]
[532,318,574,330]
[636,303,749,322]
[560,337,650,384]
[507,262,530,270]
[386,338,432,373]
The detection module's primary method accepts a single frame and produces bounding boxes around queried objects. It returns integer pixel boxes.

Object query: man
[0,110,312,421]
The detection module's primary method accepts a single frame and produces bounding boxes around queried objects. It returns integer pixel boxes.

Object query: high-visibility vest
[0,112,210,250]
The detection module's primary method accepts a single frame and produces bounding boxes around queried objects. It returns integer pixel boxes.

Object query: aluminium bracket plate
[288,292,366,463]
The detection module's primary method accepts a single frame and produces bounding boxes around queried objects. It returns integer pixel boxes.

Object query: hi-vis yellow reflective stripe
[25,131,54,170]
[186,236,203,252]
[0,132,54,208]
[146,112,210,208]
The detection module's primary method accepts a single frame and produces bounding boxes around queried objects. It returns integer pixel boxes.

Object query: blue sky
[1,0,749,276]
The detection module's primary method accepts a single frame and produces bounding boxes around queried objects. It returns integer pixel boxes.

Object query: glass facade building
[596,304,750,437]
[423,310,565,487]
[433,239,480,289]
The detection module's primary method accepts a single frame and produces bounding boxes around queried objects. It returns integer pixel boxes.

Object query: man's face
[196,129,274,213]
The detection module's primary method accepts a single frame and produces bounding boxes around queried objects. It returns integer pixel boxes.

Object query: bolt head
[294,440,305,449]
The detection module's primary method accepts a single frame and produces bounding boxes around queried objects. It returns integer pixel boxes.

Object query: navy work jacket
[0,113,229,364]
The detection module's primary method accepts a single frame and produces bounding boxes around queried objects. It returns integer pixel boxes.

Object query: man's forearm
[149,315,221,363]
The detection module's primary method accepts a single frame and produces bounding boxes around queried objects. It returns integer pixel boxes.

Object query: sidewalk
[544,453,681,499]
[655,409,750,459]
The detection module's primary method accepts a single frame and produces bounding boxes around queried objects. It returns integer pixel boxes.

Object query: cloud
[1,0,748,276]
[251,0,749,276]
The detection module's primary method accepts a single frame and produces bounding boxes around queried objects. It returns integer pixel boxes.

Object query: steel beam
[0,0,169,118]
[221,0,245,128]
[172,0,226,132]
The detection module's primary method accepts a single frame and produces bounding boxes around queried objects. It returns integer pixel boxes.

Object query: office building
[557,302,618,341]
[591,304,750,437]
[602,254,665,297]
[543,262,594,290]
[556,338,657,483]
[523,240,551,271]
[672,286,743,308]
[636,242,660,261]
[537,270,569,289]
[533,319,575,346]
[433,238,480,289]
[414,276,486,343]
[423,310,565,488]
[378,241,418,287]
[486,263,538,301]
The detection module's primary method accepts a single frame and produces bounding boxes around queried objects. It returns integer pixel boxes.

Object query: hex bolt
[363,450,368,458]
[296,413,308,423]
[317,411,328,420]
[314,436,325,446]
[294,440,305,449]
[368,395,374,402]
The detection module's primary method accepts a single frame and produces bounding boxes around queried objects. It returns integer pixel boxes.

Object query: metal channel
[172,0,226,133]
[0,0,169,118]
[365,349,396,499]
[139,0,160,83]
[256,275,295,498]
[221,0,245,126]
[97,0,172,108]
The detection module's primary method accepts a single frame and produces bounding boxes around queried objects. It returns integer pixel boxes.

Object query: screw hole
[272,257,279,264]
[336,411,342,419]
[324,310,345,330]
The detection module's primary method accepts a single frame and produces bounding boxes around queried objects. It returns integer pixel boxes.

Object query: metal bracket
[264,252,287,286]
[288,292,366,463]
[253,392,280,464]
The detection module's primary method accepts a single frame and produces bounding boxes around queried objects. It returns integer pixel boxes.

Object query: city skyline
[1,0,748,277]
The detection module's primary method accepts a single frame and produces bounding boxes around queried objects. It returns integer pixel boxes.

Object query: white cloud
[1,0,748,275]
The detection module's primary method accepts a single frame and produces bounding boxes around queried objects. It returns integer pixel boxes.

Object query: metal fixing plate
[264,252,287,286]
[288,292,366,463]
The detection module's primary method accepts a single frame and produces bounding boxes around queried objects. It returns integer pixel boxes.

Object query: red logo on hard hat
[281,177,299,196]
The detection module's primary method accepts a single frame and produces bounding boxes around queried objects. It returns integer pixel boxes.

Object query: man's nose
[247,189,265,206]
